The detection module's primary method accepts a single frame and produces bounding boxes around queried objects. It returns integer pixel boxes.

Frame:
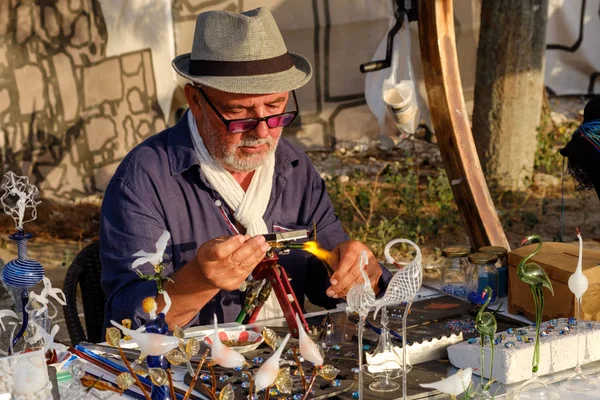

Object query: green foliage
[326,157,462,259]
[534,109,578,176]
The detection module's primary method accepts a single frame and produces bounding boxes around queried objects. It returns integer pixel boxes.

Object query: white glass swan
[254,333,291,393]
[209,314,246,369]
[294,313,323,366]
[420,368,473,399]
[110,320,180,356]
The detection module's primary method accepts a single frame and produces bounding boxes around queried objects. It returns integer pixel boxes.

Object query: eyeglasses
[195,86,299,134]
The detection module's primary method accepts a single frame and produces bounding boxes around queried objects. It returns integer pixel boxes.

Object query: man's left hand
[325,240,382,298]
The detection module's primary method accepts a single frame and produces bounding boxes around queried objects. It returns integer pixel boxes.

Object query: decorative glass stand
[513,374,561,400]
[364,307,402,392]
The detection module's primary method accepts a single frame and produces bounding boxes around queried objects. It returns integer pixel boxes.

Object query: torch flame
[303,241,331,261]
[301,241,336,276]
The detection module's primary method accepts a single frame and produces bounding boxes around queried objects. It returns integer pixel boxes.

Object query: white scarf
[188,111,283,320]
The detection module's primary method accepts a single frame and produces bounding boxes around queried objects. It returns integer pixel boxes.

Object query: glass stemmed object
[365,306,402,392]
[346,251,376,400]
[513,235,560,400]
[375,238,422,400]
[561,229,597,391]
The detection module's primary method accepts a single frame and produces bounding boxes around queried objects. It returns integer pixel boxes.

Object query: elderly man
[100,7,391,329]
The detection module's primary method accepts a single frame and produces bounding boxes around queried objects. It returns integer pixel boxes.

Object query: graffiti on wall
[0,0,165,200]
[3,0,594,201]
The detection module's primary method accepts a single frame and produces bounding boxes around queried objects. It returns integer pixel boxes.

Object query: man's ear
[184,83,202,116]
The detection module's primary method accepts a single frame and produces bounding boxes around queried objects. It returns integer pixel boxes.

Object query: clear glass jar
[467,252,499,306]
[441,246,470,298]
[478,246,508,298]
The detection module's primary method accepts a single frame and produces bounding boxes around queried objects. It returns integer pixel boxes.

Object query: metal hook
[360,0,418,73]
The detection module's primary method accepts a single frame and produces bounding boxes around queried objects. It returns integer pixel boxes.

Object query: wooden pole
[417,0,510,250]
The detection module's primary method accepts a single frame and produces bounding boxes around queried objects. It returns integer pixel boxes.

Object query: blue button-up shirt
[100,112,391,328]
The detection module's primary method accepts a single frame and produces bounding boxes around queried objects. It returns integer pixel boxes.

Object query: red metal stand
[248,252,308,338]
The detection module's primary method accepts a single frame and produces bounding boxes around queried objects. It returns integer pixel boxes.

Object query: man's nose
[250,119,271,138]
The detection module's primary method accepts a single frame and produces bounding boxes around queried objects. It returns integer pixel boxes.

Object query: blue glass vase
[146,313,172,400]
[2,231,44,353]
[2,232,44,288]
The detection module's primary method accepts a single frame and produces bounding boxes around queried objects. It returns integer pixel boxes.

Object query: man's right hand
[193,234,270,291]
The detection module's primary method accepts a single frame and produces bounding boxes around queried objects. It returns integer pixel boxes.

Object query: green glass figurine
[475,286,497,392]
[518,235,554,374]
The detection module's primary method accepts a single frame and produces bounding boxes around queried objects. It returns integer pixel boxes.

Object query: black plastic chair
[63,241,106,345]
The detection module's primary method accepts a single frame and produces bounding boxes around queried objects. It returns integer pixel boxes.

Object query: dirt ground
[0,96,598,347]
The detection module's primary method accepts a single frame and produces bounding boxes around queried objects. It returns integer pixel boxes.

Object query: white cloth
[187,111,282,320]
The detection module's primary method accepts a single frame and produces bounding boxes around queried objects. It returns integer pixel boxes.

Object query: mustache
[236,137,273,147]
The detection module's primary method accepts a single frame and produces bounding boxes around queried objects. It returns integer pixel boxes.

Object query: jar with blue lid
[467,252,499,305]
[478,246,508,298]
[441,246,470,298]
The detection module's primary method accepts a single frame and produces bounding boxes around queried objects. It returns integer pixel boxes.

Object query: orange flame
[303,241,332,262]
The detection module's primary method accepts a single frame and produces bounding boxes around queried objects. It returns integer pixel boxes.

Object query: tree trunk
[472,0,549,191]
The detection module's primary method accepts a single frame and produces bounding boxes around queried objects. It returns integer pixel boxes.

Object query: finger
[337,274,366,298]
[327,263,362,298]
[329,249,359,283]
[209,235,246,260]
[230,235,269,272]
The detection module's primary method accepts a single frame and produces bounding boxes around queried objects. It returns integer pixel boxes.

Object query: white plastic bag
[365,15,420,148]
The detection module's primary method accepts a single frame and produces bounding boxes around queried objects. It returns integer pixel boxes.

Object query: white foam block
[447,318,600,385]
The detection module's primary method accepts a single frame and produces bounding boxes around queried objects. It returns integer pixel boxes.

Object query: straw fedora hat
[172,7,312,94]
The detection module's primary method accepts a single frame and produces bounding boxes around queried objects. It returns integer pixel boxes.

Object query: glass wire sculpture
[346,251,375,400]
[377,238,423,400]
[561,229,597,391]
[0,172,44,353]
[514,235,560,400]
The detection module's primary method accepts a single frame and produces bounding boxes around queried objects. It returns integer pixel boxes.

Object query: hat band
[188,52,294,77]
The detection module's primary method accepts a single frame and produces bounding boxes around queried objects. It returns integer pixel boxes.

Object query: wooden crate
[508,242,600,321]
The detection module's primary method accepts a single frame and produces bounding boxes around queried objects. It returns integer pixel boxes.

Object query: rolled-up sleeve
[100,177,172,329]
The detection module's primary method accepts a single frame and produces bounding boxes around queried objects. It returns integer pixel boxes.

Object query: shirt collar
[167,110,300,177]
[168,110,200,176]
